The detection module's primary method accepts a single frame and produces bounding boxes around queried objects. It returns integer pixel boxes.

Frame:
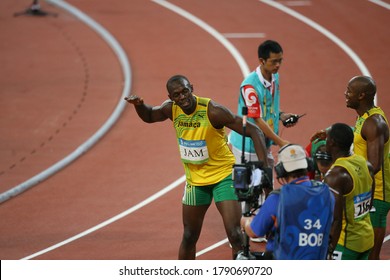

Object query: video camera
[233,161,273,260]
[233,161,272,213]
[232,106,273,260]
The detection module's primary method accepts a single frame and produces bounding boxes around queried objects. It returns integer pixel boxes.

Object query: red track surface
[1,0,389,260]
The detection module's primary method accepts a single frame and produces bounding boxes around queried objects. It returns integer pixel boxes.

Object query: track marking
[0,0,131,204]
[152,0,250,77]
[223,33,266,38]
[369,0,390,9]
[259,0,376,104]
[22,175,185,259]
[278,0,312,6]
[196,238,229,257]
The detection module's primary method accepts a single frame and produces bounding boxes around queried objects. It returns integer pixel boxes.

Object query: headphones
[274,144,314,179]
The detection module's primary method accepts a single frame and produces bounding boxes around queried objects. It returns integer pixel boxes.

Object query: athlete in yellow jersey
[172,96,235,186]
[311,76,390,259]
[324,123,375,260]
[344,76,390,259]
[125,75,268,260]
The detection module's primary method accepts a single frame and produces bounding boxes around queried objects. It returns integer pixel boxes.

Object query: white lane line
[16,0,134,259]
[223,33,266,38]
[0,0,132,204]
[279,0,312,6]
[369,0,390,10]
[196,238,229,257]
[260,0,376,105]
[152,0,250,78]
[22,175,186,260]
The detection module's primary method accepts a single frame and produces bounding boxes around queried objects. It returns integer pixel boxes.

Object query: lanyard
[256,67,275,117]
[267,81,275,115]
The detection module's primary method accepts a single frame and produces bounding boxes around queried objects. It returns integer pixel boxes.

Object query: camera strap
[241,106,248,164]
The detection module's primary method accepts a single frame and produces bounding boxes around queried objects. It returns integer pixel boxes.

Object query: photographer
[241,144,334,259]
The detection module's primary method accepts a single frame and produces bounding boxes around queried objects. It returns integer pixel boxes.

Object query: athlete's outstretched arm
[124,95,172,123]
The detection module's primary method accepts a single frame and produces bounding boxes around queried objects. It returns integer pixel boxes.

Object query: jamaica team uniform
[331,154,374,259]
[354,106,390,230]
[172,96,237,205]
[354,107,390,203]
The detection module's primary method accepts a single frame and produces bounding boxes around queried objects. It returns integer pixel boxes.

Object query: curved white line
[22,175,185,260]
[196,238,229,258]
[152,0,250,78]
[369,0,390,10]
[20,0,185,260]
[260,0,371,76]
[21,0,388,260]
[260,0,377,104]
[0,0,131,204]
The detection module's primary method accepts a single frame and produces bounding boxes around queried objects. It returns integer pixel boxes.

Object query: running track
[0,0,389,260]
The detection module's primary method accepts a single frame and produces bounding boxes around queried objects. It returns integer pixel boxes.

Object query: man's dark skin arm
[125,96,269,166]
[362,115,389,174]
[207,100,268,167]
[311,115,389,174]
[324,166,352,257]
[124,95,172,123]
[366,161,376,207]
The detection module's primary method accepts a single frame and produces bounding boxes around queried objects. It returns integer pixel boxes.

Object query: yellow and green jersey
[331,154,374,252]
[172,96,235,186]
[354,106,390,202]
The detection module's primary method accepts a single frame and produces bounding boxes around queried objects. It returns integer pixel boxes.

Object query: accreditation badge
[267,118,274,130]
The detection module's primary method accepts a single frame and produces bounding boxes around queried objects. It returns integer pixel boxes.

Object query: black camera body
[232,106,274,260]
[233,161,272,211]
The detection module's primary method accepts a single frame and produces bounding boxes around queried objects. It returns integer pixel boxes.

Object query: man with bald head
[345,75,390,259]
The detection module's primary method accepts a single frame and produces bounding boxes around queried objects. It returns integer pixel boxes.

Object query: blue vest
[230,70,281,151]
[273,179,334,260]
